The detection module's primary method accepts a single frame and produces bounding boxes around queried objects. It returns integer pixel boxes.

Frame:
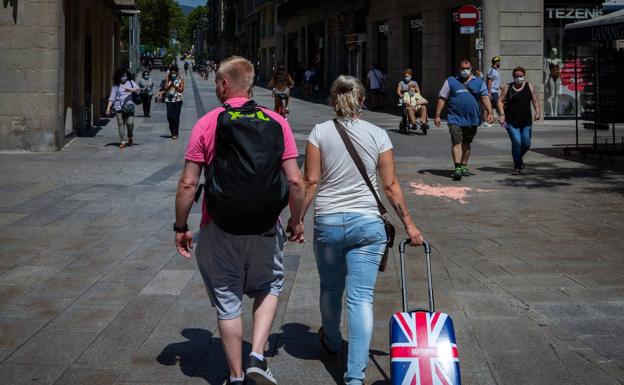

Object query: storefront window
[544,2,603,118]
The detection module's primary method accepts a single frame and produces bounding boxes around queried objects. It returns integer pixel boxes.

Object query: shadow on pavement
[159,324,349,384]
[418,169,453,179]
[157,328,251,385]
[369,349,391,385]
[532,147,624,174]
[477,160,624,192]
[269,323,344,385]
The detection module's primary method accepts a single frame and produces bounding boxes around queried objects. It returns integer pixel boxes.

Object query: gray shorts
[195,221,286,320]
[449,124,478,145]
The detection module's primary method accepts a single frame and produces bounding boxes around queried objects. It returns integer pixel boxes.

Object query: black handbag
[333,119,395,272]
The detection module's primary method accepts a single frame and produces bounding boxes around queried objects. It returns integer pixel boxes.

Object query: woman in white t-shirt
[301,75,424,385]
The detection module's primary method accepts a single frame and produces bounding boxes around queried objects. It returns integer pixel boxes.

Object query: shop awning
[565,9,624,42]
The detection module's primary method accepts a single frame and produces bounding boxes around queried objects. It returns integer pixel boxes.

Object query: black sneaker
[222,378,245,385]
[246,355,276,385]
[460,165,473,176]
[452,167,463,181]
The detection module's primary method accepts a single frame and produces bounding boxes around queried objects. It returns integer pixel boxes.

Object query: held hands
[498,115,506,126]
[486,113,494,125]
[175,230,194,259]
[286,218,304,243]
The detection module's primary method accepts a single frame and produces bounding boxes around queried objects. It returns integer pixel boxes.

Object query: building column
[0,0,65,151]
[304,24,309,64]
[482,0,500,74]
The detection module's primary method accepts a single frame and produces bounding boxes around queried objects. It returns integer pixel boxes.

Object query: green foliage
[136,0,184,50]
[179,5,209,52]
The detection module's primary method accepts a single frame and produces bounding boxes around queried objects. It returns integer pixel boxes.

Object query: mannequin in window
[545,48,562,117]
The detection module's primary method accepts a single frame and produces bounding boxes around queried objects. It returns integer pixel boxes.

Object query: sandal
[512,169,521,175]
[318,327,339,355]
[119,142,127,149]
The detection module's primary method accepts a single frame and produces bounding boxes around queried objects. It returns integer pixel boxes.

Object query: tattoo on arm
[393,201,407,218]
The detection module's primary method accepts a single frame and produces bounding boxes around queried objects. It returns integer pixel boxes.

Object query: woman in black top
[496,67,540,175]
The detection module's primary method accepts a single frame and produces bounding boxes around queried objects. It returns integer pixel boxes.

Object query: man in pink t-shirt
[173,56,304,385]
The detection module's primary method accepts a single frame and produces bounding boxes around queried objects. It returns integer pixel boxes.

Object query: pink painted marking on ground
[409,182,493,204]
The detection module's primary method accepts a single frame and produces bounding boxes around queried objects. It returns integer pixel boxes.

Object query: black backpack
[204,100,289,235]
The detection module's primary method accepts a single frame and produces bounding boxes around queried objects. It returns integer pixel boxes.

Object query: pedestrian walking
[173,56,305,385]
[485,56,502,127]
[303,64,314,96]
[138,70,154,117]
[496,66,541,175]
[106,67,140,148]
[434,59,494,181]
[164,65,184,140]
[365,64,384,108]
[300,75,424,385]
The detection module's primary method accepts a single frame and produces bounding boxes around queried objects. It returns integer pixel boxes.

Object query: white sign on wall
[545,7,602,20]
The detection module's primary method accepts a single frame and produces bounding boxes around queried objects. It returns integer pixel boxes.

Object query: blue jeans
[506,123,532,169]
[313,212,386,385]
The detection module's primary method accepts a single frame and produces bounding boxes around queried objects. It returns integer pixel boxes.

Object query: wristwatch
[173,223,189,233]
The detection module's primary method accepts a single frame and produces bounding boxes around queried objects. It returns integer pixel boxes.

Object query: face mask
[408,91,415,96]
[460,69,471,78]
[121,76,128,82]
[143,75,149,80]
[514,76,525,84]
[171,74,177,79]
[404,76,411,82]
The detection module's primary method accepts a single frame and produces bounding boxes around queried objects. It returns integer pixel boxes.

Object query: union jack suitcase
[390,240,461,385]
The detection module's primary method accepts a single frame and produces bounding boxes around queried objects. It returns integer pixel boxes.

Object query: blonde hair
[408,82,418,90]
[216,56,255,92]
[330,75,365,118]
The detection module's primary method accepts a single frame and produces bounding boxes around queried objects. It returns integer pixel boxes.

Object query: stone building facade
[0,0,134,152]
[210,0,609,118]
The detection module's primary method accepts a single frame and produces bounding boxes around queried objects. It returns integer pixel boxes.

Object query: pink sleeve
[185,120,206,163]
[261,108,298,160]
[281,122,298,160]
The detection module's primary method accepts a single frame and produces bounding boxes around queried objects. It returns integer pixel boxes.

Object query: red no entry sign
[458,5,479,27]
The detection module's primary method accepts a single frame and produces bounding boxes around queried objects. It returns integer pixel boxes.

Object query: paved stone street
[1,70,623,385]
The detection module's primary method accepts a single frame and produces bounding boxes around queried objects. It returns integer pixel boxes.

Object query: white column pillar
[482,0,500,75]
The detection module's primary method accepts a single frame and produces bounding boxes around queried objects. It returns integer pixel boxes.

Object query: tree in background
[179,5,208,53]
[136,0,184,51]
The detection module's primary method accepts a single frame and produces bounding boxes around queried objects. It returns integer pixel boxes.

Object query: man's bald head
[216,56,255,92]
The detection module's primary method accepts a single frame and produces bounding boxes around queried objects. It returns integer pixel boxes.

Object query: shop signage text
[546,7,602,20]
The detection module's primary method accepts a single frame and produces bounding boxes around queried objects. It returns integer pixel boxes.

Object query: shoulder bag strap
[333,119,388,217]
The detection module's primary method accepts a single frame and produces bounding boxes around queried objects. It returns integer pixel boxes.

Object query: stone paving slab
[0,70,622,385]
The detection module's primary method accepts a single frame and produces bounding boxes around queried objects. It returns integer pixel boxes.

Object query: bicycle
[273,88,289,119]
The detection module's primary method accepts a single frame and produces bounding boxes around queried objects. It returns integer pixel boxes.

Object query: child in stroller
[400,82,429,134]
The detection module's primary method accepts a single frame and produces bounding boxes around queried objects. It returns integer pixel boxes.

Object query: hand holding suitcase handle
[398,239,434,313]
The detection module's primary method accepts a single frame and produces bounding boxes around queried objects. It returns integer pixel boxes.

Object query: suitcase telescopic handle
[399,239,434,313]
